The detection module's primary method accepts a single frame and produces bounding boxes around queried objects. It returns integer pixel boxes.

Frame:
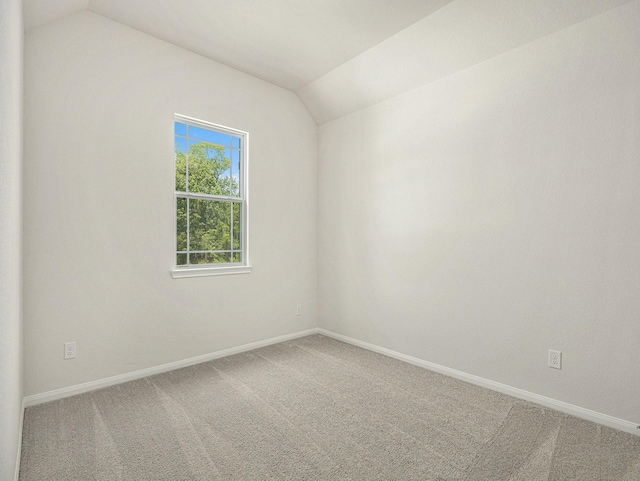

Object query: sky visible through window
[174,122,241,196]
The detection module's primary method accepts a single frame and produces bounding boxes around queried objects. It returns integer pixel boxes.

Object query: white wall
[299,0,634,124]
[318,1,640,424]
[24,12,317,396]
[0,0,23,478]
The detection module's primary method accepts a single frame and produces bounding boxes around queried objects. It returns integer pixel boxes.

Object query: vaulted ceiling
[23,0,634,124]
[23,0,453,90]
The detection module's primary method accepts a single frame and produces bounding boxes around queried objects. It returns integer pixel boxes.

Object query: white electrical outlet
[548,350,561,370]
[64,341,76,360]
[296,304,302,316]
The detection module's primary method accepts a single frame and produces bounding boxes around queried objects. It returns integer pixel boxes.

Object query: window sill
[171,265,252,279]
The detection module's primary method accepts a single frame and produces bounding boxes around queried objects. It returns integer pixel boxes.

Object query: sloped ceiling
[23,0,635,124]
[23,0,88,31]
[23,0,453,91]
[299,0,636,124]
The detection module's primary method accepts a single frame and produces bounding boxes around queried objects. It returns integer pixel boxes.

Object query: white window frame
[171,114,251,278]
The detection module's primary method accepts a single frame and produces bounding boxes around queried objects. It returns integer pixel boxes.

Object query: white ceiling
[23,0,88,31]
[24,0,453,91]
[299,0,636,123]
[23,0,635,124]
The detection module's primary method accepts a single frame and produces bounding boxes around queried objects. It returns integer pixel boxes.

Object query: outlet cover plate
[548,350,561,369]
[64,341,76,360]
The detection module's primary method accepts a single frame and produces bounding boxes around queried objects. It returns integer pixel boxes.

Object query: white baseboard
[22,326,639,437]
[318,328,640,437]
[14,398,25,481]
[23,328,320,408]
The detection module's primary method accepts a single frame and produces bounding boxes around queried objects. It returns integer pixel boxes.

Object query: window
[171,115,250,278]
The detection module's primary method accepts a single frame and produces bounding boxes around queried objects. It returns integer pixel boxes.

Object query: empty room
[2,0,640,479]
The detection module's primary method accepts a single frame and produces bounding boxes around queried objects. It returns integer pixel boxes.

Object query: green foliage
[175,142,241,265]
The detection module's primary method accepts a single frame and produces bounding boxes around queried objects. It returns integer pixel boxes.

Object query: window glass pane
[176,197,187,251]
[176,253,187,266]
[233,252,242,262]
[187,125,230,146]
[220,148,231,196]
[175,122,187,136]
[231,150,240,197]
[190,252,231,264]
[232,202,241,250]
[175,137,186,191]
[175,136,186,153]
[189,199,231,252]
[218,149,231,195]
[232,136,241,149]
[187,141,231,196]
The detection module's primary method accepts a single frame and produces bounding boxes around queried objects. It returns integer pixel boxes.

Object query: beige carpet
[19,334,640,480]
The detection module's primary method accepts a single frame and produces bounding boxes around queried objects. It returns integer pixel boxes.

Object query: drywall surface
[0,0,23,478]
[24,12,317,396]
[299,0,635,125]
[86,0,452,92]
[23,0,87,30]
[318,1,640,424]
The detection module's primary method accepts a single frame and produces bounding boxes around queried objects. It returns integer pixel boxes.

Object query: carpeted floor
[19,334,640,480]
